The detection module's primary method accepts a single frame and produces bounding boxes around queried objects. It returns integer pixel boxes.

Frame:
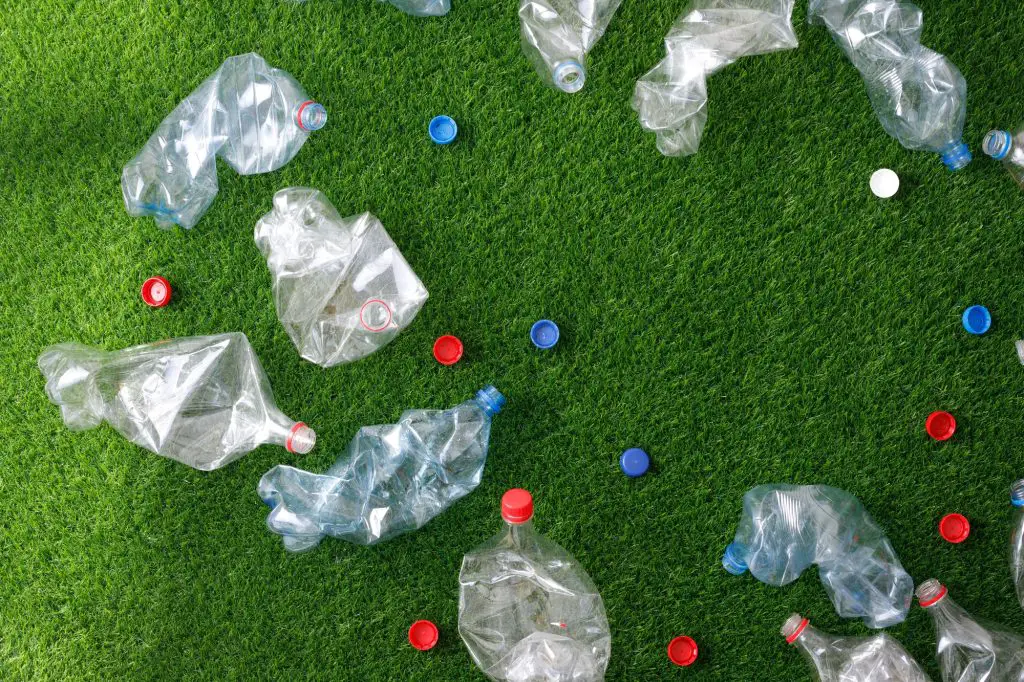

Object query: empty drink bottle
[519,0,622,93]
[1012,480,1024,611]
[984,127,1024,189]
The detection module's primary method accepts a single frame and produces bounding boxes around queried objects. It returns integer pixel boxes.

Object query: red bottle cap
[408,620,438,651]
[939,513,970,543]
[141,276,172,307]
[501,489,533,524]
[667,636,699,667]
[433,335,464,366]
[925,411,956,441]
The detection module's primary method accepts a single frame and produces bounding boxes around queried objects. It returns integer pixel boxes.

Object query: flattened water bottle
[1012,480,1024,610]
[984,127,1024,189]
[519,0,622,93]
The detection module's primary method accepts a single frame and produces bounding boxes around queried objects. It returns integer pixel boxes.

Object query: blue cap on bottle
[476,386,505,416]
[983,130,1013,160]
[619,448,650,477]
[530,320,560,349]
[962,305,991,335]
[429,116,457,144]
[722,542,749,575]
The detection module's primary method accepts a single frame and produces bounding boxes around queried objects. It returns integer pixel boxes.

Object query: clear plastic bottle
[808,0,970,171]
[287,0,449,17]
[122,53,326,230]
[983,128,1024,188]
[1011,480,1024,611]
[722,484,913,628]
[459,489,611,681]
[633,0,799,157]
[38,333,315,471]
[782,613,933,682]
[917,579,1024,681]
[254,187,428,367]
[258,387,504,552]
[519,0,623,93]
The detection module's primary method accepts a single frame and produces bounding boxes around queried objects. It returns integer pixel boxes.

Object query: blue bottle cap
[722,542,749,575]
[983,130,1012,160]
[429,115,457,144]
[962,305,991,335]
[476,386,505,416]
[619,448,649,477]
[530,320,560,349]
[940,141,972,171]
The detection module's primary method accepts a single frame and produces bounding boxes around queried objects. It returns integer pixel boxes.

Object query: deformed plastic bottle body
[259,387,504,552]
[782,614,933,682]
[122,53,326,229]
[1011,481,1024,611]
[38,333,315,471]
[287,0,449,16]
[983,128,1024,189]
[519,0,623,93]
[917,579,1024,682]
[459,490,611,682]
[633,0,798,157]
[723,484,913,628]
[254,188,428,367]
[808,0,970,171]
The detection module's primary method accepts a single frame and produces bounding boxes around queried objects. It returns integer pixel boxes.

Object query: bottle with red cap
[781,613,932,681]
[1011,480,1024,610]
[917,579,1024,681]
[458,489,611,681]
[38,333,315,470]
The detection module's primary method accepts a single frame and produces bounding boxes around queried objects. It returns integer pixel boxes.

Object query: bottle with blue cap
[984,127,1024,188]
[1011,480,1024,610]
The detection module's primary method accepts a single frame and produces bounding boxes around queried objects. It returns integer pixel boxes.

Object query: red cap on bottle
[925,411,956,441]
[408,620,439,651]
[433,335,464,366]
[667,636,699,667]
[939,513,970,543]
[501,489,533,524]
[141,276,172,307]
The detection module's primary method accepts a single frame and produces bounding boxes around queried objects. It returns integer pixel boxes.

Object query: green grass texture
[3,0,1024,679]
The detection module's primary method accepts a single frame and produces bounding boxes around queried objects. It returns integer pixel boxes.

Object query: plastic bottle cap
[530,320,560,349]
[939,513,970,543]
[408,620,439,651]
[141,276,172,307]
[433,335,463,365]
[962,305,991,335]
[501,488,533,524]
[667,636,699,667]
[429,116,457,144]
[870,169,900,198]
[925,411,956,441]
[620,448,650,477]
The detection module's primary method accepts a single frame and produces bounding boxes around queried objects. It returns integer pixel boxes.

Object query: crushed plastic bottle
[808,0,970,171]
[519,0,623,93]
[782,613,933,682]
[917,579,1024,681]
[459,489,611,681]
[1012,481,1024,611]
[287,0,449,17]
[723,484,913,628]
[254,188,428,367]
[633,0,799,157]
[258,387,504,552]
[122,53,326,230]
[983,127,1024,188]
[38,333,315,471]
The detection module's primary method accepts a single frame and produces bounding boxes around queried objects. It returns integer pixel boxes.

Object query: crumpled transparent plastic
[38,333,315,471]
[723,484,913,628]
[254,188,428,367]
[633,0,798,157]
[287,0,449,16]
[1011,481,1024,611]
[258,386,504,552]
[122,53,326,230]
[519,0,623,93]
[983,127,1024,189]
[808,0,970,171]
[917,579,1024,682]
[782,613,933,682]
[459,489,611,682]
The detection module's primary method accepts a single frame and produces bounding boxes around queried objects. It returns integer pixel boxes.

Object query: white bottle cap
[870,169,900,198]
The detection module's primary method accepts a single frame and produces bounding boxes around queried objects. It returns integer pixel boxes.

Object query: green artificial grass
[3,0,1024,678]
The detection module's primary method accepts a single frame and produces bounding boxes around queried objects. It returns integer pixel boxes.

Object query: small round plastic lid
[433,335,464,366]
[870,169,900,198]
[429,116,457,144]
[939,513,970,543]
[667,636,698,667]
[141,276,171,307]
[962,305,991,335]
[620,448,650,478]
[925,411,956,441]
[501,488,533,524]
[408,620,439,651]
[530,320,560,349]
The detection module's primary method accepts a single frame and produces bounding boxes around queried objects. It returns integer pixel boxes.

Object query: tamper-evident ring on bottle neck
[1012,479,1024,507]
[297,101,328,132]
[940,141,972,171]
[722,542,749,575]
[780,614,808,643]
[553,61,586,94]
[983,130,1013,160]
[476,386,505,416]
[916,578,947,607]
[287,422,317,454]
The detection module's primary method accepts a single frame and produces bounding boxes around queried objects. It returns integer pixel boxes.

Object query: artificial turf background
[3,0,1024,679]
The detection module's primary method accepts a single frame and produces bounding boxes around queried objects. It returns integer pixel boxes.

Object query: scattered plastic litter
[938,513,970,544]
[983,128,1024,188]
[433,335,464,365]
[530,320,559,349]
[1011,481,1024,610]
[962,305,991,335]
[409,620,440,651]
[925,411,956,441]
[141,276,172,307]
[667,636,699,667]
[620,448,650,478]
[429,116,458,144]
[287,0,450,16]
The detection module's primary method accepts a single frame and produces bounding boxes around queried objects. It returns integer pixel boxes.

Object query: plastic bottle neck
[983,130,1013,161]
[1012,480,1024,508]
[781,614,810,643]
[940,140,972,171]
[474,386,505,416]
[296,101,327,132]
[266,417,317,454]
[722,542,749,575]
[553,61,586,94]
[916,579,948,608]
